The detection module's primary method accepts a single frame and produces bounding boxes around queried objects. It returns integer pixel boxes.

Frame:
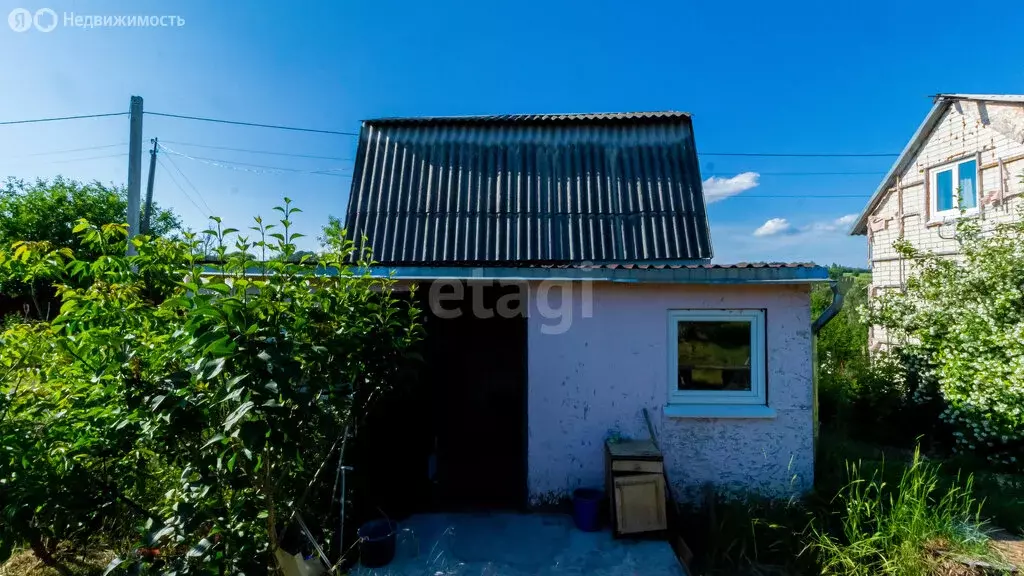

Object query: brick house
[848,94,1024,347]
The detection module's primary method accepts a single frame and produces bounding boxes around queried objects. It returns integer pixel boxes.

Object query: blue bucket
[572,488,604,532]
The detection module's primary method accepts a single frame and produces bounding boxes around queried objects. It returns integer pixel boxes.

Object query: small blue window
[935,169,954,212]
[958,160,977,209]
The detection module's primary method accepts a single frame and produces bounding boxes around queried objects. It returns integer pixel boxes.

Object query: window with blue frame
[931,158,978,219]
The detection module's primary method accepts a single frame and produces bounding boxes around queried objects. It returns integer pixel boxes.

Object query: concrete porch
[352,513,685,576]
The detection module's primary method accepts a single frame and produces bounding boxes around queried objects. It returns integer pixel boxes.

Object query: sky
[2,0,1024,266]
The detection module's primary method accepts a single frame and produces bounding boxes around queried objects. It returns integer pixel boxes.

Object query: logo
[7,8,31,32]
[8,7,58,32]
[33,8,57,32]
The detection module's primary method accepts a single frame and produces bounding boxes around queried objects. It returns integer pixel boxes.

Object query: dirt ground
[0,548,116,576]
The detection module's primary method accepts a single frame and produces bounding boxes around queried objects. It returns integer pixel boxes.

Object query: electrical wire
[160,141,350,162]
[699,151,898,157]
[710,171,886,176]
[158,150,215,214]
[146,111,358,136]
[47,153,127,164]
[156,156,211,217]
[0,112,128,126]
[738,194,871,198]
[159,144,351,178]
[6,143,127,158]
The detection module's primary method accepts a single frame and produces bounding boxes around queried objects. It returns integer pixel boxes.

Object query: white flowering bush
[868,209,1024,466]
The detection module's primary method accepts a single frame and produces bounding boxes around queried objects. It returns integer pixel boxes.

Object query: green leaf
[223,401,254,431]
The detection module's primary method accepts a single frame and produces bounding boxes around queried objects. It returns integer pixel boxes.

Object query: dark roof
[364,111,691,124]
[344,111,712,265]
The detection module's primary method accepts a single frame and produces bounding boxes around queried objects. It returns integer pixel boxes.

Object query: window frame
[666,309,767,406]
[929,158,979,221]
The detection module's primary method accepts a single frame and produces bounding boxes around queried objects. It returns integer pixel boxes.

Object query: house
[343,112,831,509]
[849,94,1024,347]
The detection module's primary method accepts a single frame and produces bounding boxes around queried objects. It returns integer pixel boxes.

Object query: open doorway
[418,281,528,510]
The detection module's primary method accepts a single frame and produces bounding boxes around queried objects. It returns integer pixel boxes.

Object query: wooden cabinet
[605,440,668,537]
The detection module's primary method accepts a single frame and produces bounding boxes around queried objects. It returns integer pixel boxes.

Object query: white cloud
[810,213,859,233]
[834,213,858,227]
[753,217,792,237]
[703,172,760,203]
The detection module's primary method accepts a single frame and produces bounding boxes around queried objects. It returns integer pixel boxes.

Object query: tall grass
[808,447,990,576]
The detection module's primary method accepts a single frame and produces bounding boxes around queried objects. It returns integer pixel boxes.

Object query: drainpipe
[810,280,844,456]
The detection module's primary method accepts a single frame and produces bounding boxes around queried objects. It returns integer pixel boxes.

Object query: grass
[808,447,992,576]
[684,436,1015,576]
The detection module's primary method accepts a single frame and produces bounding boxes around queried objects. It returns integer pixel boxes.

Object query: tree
[869,207,1024,465]
[0,177,181,254]
[0,200,424,574]
[0,177,182,319]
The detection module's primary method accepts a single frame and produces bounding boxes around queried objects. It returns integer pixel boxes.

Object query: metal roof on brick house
[343,111,712,265]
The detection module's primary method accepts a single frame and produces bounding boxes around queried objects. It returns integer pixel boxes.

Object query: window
[930,158,978,219]
[667,309,766,406]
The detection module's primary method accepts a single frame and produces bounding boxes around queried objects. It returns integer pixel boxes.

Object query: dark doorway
[418,281,528,510]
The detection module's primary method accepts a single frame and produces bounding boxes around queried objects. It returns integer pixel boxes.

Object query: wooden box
[605,440,668,536]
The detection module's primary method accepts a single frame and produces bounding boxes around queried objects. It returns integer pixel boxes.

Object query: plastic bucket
[572,488,604,532]
[357,519,397,568]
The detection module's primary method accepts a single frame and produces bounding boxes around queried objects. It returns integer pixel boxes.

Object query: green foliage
[0,177,182,320]
[0,199,423,574]
[868,210,1024,465]
[808,447,989,576]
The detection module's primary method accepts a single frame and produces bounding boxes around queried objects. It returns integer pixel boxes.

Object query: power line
[8,143,127,158]
[710,171,886,176]
[159,144,350,177]
[739,194,871,198]
[146,111,358,136]
[0,112,128,126]
[161,140,351,162]
[156,156,211,217]
[699,151,898,157]
[47,153,127,164]
[158,151,215,214]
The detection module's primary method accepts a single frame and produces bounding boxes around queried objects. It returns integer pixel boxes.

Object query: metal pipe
[812,280,844,334]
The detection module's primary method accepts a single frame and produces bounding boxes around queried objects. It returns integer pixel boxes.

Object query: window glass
[935,169,954,212]
[676,321,751,392]
[958,160,977,209]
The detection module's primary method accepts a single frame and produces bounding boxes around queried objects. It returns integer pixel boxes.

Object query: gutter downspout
[810,280,844,458]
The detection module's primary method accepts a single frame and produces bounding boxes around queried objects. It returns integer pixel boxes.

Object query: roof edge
[849,97,953,235]
[368,264,830,284]
[851,93,1024,235]
[362,111,692,125]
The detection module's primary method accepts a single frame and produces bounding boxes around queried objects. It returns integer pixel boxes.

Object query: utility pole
[126,95,144,254]
[142,138,158,234]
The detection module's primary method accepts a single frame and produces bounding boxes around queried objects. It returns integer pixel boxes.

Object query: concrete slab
[352,513,685,576]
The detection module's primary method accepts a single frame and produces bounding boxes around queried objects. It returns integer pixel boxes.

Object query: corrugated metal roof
[369,262,829,284]
[344,112,712,265]
[365,111,691,124]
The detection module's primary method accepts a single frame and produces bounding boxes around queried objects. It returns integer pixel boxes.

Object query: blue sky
[2,0,1024,266]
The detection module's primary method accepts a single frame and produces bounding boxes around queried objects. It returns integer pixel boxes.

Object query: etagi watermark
[426,280,594,335]
[8,8,185,32]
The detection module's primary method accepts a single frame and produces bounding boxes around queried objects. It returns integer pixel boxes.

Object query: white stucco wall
[866,100,1024,346]
[525,282,814,504]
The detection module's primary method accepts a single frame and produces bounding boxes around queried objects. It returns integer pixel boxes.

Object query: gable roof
[343,111,713,265]
[849,94,1024,235]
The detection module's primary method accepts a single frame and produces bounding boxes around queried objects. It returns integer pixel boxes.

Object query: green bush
[0,200,423,574]
[869,212,1024,465]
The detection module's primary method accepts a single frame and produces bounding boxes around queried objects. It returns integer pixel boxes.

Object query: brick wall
[866,100,1024,347]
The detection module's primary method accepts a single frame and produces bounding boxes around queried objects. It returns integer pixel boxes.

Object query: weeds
[808,447,990,576]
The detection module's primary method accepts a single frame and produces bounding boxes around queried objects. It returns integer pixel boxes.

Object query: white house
[849,94,1024,346]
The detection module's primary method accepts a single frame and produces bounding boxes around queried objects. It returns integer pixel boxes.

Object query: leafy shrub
[0,200,423,574]
[869,212,1024,465]
[808,447,989,576]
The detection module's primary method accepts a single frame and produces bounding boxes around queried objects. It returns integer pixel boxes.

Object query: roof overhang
[368,264,830,284]
[849,93,1024,236]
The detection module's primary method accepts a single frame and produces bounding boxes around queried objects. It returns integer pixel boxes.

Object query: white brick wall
[866,99,1024,347]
